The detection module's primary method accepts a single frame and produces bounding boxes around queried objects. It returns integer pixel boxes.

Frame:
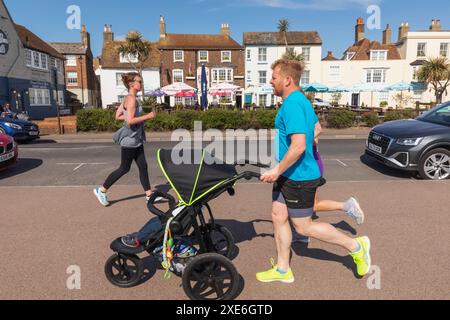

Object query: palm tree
[417,57,450,104]
[283,47,304,62]
[278,18,290,53]
[117,31,153,95]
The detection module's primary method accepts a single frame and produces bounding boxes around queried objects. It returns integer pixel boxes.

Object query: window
[370,50,387,61]
[302,47,311,62]
[66,55,77,66]
[115,73,125,86]
[67,71,78,86]
[29,88,51,106]
[53,90,65,105]
[440,43,449,57]
[379,91,389,104]
[25,49,32,67]
[258,48,267,62]
[33,51,40,68]
[301,70,310,85]
[41,53,48,70]
[174,50,184,62]
[258,71,267,85]
[346,52,355,60]
[412,66,419,81]
[246,49,251,60]
[120,53,138,63]
[246,70,252,82]
[43,89,50,105]
[221,51,231,62]
[199,51,208,62]
[29,89,36,105]
[173,69,184,83]
[366,69,387,83]
[211,68,233,83]
[259,95,267,107]
[329,66,341,82]
[417,43,426,57]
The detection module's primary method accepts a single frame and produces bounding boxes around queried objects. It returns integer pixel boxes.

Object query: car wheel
[419,148,450,180]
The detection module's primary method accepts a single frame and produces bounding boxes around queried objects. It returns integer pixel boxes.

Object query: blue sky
[4,0,450,58]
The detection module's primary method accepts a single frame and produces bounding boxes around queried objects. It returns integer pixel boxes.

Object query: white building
[97,25,160,108]
[321,18,450,108]
[243,31,322,107]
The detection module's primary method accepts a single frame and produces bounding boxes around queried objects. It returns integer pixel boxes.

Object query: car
[313,98,333,109]
[0,132,18,171]
[365,102,450,180]
[0,116,40,142]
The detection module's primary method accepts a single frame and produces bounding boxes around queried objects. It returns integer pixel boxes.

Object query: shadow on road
[360,154,419,179]
[0,158,43,180]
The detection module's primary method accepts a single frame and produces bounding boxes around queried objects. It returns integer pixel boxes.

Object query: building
[97,25,160,108]
[321,18,450,108]
[158,16,245,107]
[0,0,67,120]
[243,30,322,107]
[50,25,102,109]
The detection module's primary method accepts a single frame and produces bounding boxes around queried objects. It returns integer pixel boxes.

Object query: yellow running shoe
[350,236,372,276]
[256,258,295,283]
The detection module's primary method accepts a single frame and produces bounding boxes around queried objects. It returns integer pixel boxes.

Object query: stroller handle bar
[147,191,176,219]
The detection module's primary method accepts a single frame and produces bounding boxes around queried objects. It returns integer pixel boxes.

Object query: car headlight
[396,138,423,146]
[4,123,22,130]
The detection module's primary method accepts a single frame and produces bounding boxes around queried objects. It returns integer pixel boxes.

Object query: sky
[4,0,450,58]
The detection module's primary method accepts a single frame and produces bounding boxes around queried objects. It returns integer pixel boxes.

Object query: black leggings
[103,145,151,191]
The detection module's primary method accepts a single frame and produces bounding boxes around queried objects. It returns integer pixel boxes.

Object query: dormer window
[370,50,387,61]
[346,52,355,60]
[120,53,138,63]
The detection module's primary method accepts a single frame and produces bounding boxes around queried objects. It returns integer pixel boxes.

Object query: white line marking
[73,164,85,171]
[336,159,348,167]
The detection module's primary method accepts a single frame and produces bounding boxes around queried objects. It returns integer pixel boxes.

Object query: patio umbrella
[144,89,165,97]
[175,91,196,97]
[328,85,350,93]
[201,64,208,110]
[301,83,329,93]
[349,83,389,108]
[161,82,196,96]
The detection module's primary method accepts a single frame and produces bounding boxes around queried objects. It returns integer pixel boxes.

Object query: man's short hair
[271,59,305,86]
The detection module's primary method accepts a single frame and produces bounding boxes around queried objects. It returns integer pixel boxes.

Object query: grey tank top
[122,96,146,147]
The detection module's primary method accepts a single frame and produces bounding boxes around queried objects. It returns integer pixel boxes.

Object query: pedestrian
[256,59,371,283]
[93,72,158,206]
[1,102,13,118]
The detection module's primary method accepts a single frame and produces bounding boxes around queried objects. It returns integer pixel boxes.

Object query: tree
[282,47,304,62]
[417,57,450,104]
[277,18,290,53]
[393,92,414,109]
[117,31,153,95]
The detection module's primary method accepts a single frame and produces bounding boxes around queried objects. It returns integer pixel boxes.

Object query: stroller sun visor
[157,149,238,205]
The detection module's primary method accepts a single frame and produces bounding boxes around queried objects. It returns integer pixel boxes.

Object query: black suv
[365,102,450,180]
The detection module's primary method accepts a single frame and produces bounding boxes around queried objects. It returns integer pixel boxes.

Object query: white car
[313,98,333,109]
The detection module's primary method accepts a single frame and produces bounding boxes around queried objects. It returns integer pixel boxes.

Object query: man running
[256,59,371,283]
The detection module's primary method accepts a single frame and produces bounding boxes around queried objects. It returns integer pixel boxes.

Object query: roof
[14,24,65,59]
[343,38,401,60]
[49,42,87,55]
[159,34,242,50]
[101,41,160,69]
[322,51,338,61]
[243,32,322,46]
[410,59,427,66]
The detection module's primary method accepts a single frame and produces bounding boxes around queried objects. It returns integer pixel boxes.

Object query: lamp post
[53,68,62,134]
[78,55,85,107]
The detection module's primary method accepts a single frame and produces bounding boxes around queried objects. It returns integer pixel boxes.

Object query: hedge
[362,112,380,127]
[384,109,416,122]
[326,109,356,129]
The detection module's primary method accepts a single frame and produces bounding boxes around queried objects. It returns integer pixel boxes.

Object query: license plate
[29,131,39,136]
[0,151,14,163]
[368,143,382,154]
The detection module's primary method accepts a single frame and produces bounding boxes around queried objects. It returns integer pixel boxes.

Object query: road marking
[335,159,348,167]
[57,162,108,171]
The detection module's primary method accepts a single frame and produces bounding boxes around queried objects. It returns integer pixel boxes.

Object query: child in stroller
[104,149,265,300]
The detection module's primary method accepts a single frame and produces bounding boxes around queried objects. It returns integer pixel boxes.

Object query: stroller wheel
[105,253,143,288]
[207,224,235,259]
[182,253,240,301]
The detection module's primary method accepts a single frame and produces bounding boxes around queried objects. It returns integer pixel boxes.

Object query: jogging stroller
[104,149,265,300]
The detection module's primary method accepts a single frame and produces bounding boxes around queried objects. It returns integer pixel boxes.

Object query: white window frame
[29,88,51,106]
[116,73,125,87]
[66,55,77,66]
[173,69,184,83]
[174,50,184,62]
[301,70,310,85]
[417,43,426,57]
[440,43,449,57]
[25,49,32,67]
[41,53,48,70]
[199,50,209,62]
[67,71,78,86]
[246,49,251,60]
[221,51,231,63]
[258,71,267,85]
[119,53,138,64]
[259,94,267,107]
[412,66,419,81]
[366,69,387,83]
[379,91,389,104]
[302,47,311,62]
[258,48,267,63]
[346,52,355,60]
[246,70,252,82]
[370,50,387,61]
[329,66,341,82]
[211,68,233,83]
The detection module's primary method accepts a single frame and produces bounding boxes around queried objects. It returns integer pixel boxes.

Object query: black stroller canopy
[157,149,238,205]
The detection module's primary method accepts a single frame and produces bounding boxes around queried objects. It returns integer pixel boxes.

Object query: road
[0,139,449,300]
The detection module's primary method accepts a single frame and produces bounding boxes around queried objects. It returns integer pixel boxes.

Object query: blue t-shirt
[274,90,320,182]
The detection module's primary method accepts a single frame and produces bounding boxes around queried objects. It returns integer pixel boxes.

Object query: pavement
[1,138,449,300]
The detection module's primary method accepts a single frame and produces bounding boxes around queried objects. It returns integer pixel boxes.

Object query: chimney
[430,19,441,31]
[103,24,114,43]
[355,17,365,44]
[398,22,410,42]
[160,16,166,39]
[382,24,392,45]
[221,23,230,37]
[81,24,90,49]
